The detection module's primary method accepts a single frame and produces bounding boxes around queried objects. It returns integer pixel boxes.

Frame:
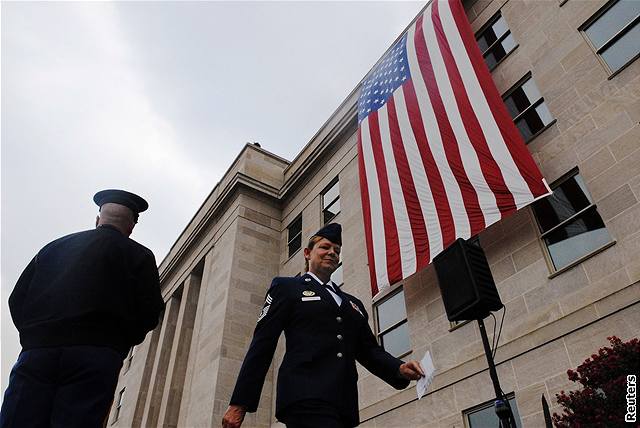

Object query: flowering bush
[552,336,639,427]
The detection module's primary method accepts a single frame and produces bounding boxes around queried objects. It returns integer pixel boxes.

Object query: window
[113,387,125,423]
[581,0,640,74]
[287,215,302,257]
[503,74,554,142]
[463,394,522,428]
[375,288,410,357]
[331,262,343,287]
[321,179,340,224]
[476,12,518,70]
[531,171,613,271]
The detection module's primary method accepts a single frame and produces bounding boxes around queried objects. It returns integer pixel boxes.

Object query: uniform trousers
[0,345,123,428]
[279,400,352,428]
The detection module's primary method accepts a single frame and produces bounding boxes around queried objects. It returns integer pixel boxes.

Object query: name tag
[301,296,321,301]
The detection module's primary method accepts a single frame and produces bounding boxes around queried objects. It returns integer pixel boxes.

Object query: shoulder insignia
[257,293,273,322]
[304,277,311,282]
[302,290,315,297]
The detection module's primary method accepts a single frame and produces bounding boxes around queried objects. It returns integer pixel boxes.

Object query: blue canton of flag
[358,35,410,124]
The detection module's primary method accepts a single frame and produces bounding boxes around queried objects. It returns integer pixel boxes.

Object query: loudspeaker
[433,238,503,321]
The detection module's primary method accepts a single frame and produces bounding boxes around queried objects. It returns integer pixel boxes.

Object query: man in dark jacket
[222,223,424,428]
[0,189,164,428]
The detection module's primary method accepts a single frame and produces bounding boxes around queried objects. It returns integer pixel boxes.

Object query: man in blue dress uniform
[222,223,424,428]
[0,189,164,428]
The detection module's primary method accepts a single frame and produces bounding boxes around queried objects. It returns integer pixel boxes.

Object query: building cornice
[280,100,358,200]
[158,144,285,282]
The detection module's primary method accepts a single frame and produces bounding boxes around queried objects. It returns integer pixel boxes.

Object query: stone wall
[109,0,640,426]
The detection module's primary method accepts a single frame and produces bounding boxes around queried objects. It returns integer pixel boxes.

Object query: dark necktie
[323,282,341,296]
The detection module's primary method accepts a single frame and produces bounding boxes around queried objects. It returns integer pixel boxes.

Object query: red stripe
[413,14,483,237]
[386,95,430,268]
[357,128,379,296]
[402,80,456,247]
[447,0,548,197]
[367,111,403,285]
[431,1,516,220]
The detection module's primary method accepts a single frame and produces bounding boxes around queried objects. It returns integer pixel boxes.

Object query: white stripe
[437,0,534,209]
[378,103,416,278]
[420,13,501,226]
[360,120,390,291]
[393,88,443,261]
[406,15,471,240]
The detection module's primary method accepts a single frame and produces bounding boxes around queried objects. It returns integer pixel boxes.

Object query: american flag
[357,0,551,297]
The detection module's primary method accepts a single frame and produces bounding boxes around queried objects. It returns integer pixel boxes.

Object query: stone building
[109,0,640,426]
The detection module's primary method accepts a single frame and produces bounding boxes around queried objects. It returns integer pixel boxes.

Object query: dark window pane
[323,181,340,207]
[381,322,410,357]
[288,233,301,257]
[484,33,516,69]
[287,216,302,257]
[477,33,491,53]
[504,87,530,118]
[585,0,640,49]
[477,25,498,53]
[532,175,593,233]
[601,22,640,72]
[467,397,522,428]
[485,50,499,70]
[478,14,517,69]
[514,101,553,141]
[544,209,612,270]
[331,263,343,286]
[377,290,407,332]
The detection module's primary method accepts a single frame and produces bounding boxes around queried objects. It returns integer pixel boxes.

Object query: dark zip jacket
[9,225,164,356]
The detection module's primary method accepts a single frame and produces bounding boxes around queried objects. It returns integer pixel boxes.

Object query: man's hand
[222,405,246,428]
[399,360,425,380]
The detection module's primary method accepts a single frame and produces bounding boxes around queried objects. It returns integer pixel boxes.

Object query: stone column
[139,291,181,427]
[157,272,202,427]
[130,326,162,428]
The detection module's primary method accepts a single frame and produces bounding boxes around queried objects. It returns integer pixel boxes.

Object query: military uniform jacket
[230,273,409,427]
[8,225,164,356]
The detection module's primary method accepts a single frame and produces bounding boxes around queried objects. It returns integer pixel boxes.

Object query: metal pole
[477,318,516,428]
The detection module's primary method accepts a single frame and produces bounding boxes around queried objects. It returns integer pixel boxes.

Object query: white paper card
[416,351,436,400]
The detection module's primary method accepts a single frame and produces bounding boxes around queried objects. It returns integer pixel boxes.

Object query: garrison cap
[313,223,342,246]
[93,189,149,219]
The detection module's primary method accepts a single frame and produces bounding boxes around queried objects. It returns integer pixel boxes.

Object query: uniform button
[337,352,343,358]
[337,334,343,340]
[336,316,342,323]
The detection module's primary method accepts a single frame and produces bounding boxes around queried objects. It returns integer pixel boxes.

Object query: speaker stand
[477,318,517,428]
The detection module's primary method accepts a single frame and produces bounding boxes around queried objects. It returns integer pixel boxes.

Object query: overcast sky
[1,1,424,395]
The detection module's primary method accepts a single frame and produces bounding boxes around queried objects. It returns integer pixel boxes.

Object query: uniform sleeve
[130,251,164,344]
[230,278,291,412]
[8,256,37,329]
[354,299,410,390]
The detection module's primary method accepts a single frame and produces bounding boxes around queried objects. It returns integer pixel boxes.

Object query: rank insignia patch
[302,290,315,297]
[257,293,273,322]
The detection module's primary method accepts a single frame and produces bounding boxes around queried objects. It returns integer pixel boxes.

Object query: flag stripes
[357,0,550,296]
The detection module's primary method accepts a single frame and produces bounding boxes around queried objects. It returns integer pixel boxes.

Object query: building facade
[109,0,640,426]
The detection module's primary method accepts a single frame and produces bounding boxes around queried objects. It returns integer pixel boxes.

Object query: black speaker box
[433,238,503,321]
